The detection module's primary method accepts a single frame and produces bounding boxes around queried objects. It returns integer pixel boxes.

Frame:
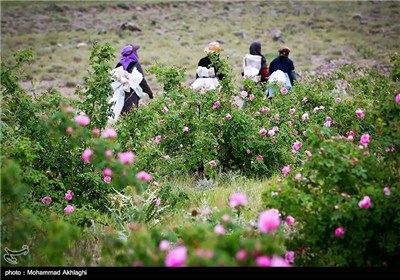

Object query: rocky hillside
[1,1,399,96]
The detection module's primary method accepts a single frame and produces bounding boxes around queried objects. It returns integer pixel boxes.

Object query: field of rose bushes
[1,44,399,267]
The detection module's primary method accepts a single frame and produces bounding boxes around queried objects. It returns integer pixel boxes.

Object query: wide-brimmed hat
[204,41,223,53]
[121,44,140,56]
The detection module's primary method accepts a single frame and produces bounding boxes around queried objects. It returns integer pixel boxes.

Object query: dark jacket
[115,61,153,114]
[269,56,296,86]
[196,56,225,81]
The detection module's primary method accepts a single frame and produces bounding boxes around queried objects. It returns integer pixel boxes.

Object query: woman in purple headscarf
[115,44,154,113]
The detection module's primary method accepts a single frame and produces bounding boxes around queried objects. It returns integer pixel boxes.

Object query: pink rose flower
[183,126,189,132]
[155,135,162,143]
[282,165,291,177]
[236,250,247,261]
[103,168,112,177]
[259,128,267,136]
[159,240,170,251]
[271,255,291,267]
[355,109,365,119]
[105,149,113,158]
[303,97,308,103]
[258,209,281,233]
[395,93,400,104]
[383,187,391,196]
[358,196,371,209]
[101,128,117,139]
[136,171,152,182]
[155,197,161,207]
[305,150,312,158]
[74,115,90,126]
[66,126,73,134]
[324,120,331,127]
[335,97,341,103]
[289,108,295,115]
[103,176,111,184]
[118,151,135,164]
[162,107,169,114]
[41,196,52,204]
[360,133,370,147]
[280,87,288,94]
[256,256,271,267]
[260,107,270,114]
[292,141,302,152]
[92,128,100,137]
[246,149,251,154]
[256,155,263,161]
[221,214,230,222]
[209,160,217,167]
[294,173,302,181]
[65,193,73,201]
[214,224,225,235]
[285,251,295,264]
[249,94,255,101]
[229,192,248,208]
[64,205,74,214]
[81,148,93,164]
[286,216,295,226]
[226,114,232,120]
[165,246,187,267]
[212,101,220,109]
[335,227,345,237]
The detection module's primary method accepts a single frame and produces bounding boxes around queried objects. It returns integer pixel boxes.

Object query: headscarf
[249,41,266,65]
[119,44,139,70]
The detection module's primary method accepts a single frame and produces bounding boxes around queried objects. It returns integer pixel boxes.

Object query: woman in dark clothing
[115,44,154,114]
[268,45,297,86]
[243,41,269,83]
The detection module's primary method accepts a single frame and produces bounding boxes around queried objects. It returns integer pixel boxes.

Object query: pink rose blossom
[273,126,279,132]
[103,168,112,177]
[66,126,73,134]
[282,165,291,177]
[249,94,255,101]
[355,109,365,119]
[289,108,295,115]
[302,113,309,122]
[246,149,251,154]
[292,141,302,152]
[360,133,370,147]
[65,193,73,201]
[104,176,112,184]
[214,224,225,235]
[271,255,291,267]
[240,90,248,98]
[335,97,341,103]
[221,214,230,222]
[274,114,280,121]
[136,171,152,182]
[256,155,263,161]
[335,227,345,237]
[64,106,74,113]
[118,151,135,164]
[153,181,159,187]
[155,197,161,207]
[256,256,271,267]
[324,120,331,127]
[268,130,275,137]
[64,205,74,214]
[212,101,220,109]
[305,150,312,158]
[74,115,90,126]
[260,107,270,114]
[294,173,302,181]
[303,97,308,103]
[209,160,216,167]
[92,128,100,137]
[280,87,288,94]
[236,250,247,261]
[259,128,267,136]
[358,196,371,209]
[383,187,391,196]
[105,149,113,158]
[101,128,117,139]
[164,155,170,161]
[159,240,170,251]
[285,251,295,264]
[229,192,248,208]
[286,216,295,226]
[155,135,162,143]
[288,120,293,126]
[326,116,332,122]
[81,149,93,164]
[395,93,400,104]
[348,131,355,141]
[158,119,164,125]
[183,126,189,132]
[226,114,232,120]
[162,107,169,113]
[258,209,281,233]
[165,246,187,267]
[42,196,52,204]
